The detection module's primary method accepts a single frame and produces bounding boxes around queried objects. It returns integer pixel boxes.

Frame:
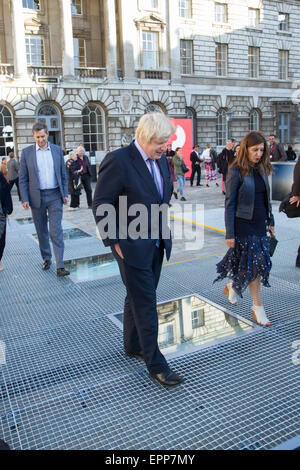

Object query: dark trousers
[81,174,92,207]
[112,244,169,375]
[70,193,80,208]
[297,245,300,266]
[9,178,21,200]
[0,224,6,261]
[190,165,201,186]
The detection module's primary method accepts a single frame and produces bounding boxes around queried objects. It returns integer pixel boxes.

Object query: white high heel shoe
[252,305,272,327]
[223,282,238,305]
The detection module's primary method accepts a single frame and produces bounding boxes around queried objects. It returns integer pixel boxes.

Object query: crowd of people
[0,115,299,391]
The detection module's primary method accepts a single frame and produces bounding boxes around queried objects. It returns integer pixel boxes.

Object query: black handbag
[181,162,189,173]
[279,193,300,218]
[268,230,278,257]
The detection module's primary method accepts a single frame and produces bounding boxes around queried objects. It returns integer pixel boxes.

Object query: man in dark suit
[269,135,287,161]
[19,122,70,277]
[190,145,203,186]
[289,159,300,267]
[76,145,93,209]
[93,113,184,387]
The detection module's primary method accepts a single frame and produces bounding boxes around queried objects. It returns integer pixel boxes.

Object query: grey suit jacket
[19,143,68,209]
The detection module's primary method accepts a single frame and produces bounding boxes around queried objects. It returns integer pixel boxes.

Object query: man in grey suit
[19,122,70,277]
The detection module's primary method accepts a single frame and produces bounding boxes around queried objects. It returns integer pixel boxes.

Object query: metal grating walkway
[0,215,299,450]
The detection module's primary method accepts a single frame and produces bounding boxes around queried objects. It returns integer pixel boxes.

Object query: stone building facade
[0,0,300,161]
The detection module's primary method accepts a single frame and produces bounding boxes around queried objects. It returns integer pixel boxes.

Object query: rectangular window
[71,0,82,15]
[142,31,159,69]
[191,309,204,329]
[25,35,44,65]
[22,0,40,9]
[279,112,290,143]
[73,38,86,68]
[279,50,289,80]
[216,43,227,76]
[248,8,260,27]
[144,0,158,9]
[278,12,289,31]
[215,2,228,23]
[180,39,193,75]
[248,46,260,78]
[179,0,191,18]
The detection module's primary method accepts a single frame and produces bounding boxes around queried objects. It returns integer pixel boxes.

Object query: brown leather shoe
[150,370,185,387]
[57,268,70,277]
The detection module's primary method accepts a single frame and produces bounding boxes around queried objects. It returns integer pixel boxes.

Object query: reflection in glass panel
[33,228,91,241]
[64,253,119,282]
[114,295,254,356]
[16,218,34,225]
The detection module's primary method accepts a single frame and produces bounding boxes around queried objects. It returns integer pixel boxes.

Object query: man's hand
[267,226,275,235]
[63,198,68,205]
[114,243,124,260]
[22,202,29,210]
[226,238,235,249]
[289,195,300,207]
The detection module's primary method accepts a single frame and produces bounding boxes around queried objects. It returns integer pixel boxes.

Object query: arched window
[216,109,228,146]
[0,105,14,157]
[82,104,106,152]
[145,103,165,114]
[249,109,260,131]
[37,103,62,146]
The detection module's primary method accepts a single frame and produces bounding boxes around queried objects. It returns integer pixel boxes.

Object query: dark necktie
[148,158,163,201]
[147,158,162,248]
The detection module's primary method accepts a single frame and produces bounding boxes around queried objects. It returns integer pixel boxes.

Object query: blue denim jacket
[225,166,274,239]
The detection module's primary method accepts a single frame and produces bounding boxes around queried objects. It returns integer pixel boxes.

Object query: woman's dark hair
[230,131,272,176]
[175,147,181,153]
[32,121,48,134]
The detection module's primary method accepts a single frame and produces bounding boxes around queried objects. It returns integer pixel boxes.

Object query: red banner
[168,119,193,178]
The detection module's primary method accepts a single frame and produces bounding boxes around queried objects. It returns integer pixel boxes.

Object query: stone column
[168,0,181,83]
[119,0,136,82]
[104,0,118,80]
[60,0,75,79]
[10,0,28,79]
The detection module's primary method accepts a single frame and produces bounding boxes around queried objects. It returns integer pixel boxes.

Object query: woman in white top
[201,144,218,187]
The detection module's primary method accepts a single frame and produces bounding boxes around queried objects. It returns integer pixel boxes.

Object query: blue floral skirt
[214,235,272,298]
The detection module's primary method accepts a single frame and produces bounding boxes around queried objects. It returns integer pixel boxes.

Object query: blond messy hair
[135,113,175,143]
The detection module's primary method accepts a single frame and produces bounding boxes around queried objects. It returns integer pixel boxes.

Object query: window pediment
[135,14,166,31]
[24,17,48,35]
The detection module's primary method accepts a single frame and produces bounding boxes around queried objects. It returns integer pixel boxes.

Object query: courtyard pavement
[0,178,299,450]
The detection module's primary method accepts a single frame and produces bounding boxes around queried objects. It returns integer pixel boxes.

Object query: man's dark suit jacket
[292,159,300,196]
[0,172,13,216]
[93,142,172,269]
[190,150,202,167]
[269,143,287,161]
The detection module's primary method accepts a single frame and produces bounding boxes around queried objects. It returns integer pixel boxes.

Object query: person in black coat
[0,171,13,270]
[93,112,184,387]
[286,145,297,161]
[190,145,203,186]
[289,159,300,267]
[66,151,83,210]
[76,145,93,208]
[217,141,235,194]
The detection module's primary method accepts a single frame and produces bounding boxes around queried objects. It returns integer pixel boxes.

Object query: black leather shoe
[42,260,51,270]
[150,370,185,387]
[126,351,145,361]
[57,268,70,277]
[296,263,300,269]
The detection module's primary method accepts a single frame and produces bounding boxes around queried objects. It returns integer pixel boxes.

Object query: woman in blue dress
[214,131,274,326]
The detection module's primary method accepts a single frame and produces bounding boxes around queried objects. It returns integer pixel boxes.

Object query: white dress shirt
[36,144,58,190]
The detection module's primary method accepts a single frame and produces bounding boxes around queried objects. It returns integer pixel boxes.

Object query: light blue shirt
[35,144,58,190]
[134,140,163,198]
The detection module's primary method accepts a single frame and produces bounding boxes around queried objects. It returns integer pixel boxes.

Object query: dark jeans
[190,165,201,186]
[81,174,93,207]
[9,178,21,200]
[112,244,169,375]
[0,224,6,262]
